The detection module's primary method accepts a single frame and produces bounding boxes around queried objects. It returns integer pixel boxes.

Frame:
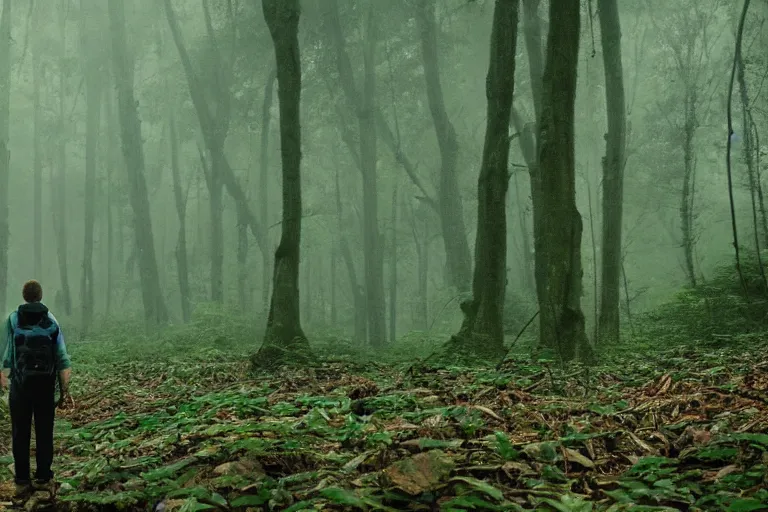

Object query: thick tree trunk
[0,0,10,315]
[107,0,168,327]
[535,0,592,362]
[415,0,472,294]
[169,114,192,323]
[254,0,310,366]
[597,0,627,345]
[445,0,519,360]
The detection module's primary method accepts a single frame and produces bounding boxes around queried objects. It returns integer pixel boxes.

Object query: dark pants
[9,376,56,483]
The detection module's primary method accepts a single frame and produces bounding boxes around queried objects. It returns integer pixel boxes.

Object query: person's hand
[0,372,7,391]
[57,390,74,409]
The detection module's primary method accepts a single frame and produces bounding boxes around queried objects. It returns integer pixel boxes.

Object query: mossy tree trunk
[597,0,627,345]
[535,0,592,362]
[254,0,311,366]
[445,0,520,361]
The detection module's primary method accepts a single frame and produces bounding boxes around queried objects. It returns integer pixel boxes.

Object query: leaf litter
[0,339,765,511]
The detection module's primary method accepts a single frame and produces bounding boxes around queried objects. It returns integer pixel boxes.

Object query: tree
[54,0,72,316]
[535,0,592,361]
[80,0,104,332]
[107,0,168,327]
[164,0,268,284]
[169,113,192,323]
[253,0,311,366]
[324,0,387,347]
[444,0,520,360]
[597,0,627,345]
[414,0,472,294]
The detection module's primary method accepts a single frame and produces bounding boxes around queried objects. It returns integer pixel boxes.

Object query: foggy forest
[0,0,765,509]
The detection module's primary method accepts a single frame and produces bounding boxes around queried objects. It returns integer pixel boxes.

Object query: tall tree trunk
[389,185,398,343]
[201,154,224,303]
[237,210,248,311]
[336,166,366,340]
[445,0,519,359]
[535,0,592,362]
[360,7,386,347]
[681,88,697,288]
[254,0,310,366]
[597,0,627,345]
[105,85,115,316]
[32,30,42,280]
[170,114,192,323]
[81,0,103,331]
[330,243,337,325]
[414,0,472,293]
[260,69,276,315]
[325,0,386,347]
[107,0,168,327]
[517,0,545,298]
[0,0,10,315]
[54,0,72,317]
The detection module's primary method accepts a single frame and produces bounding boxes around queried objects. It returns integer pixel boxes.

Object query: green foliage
[640,250,768,343]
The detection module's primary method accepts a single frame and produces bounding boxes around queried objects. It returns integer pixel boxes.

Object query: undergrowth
[0,271,766,511]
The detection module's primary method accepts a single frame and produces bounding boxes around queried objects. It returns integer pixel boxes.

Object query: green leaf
[450,476,504,501]
[320,487,366,508]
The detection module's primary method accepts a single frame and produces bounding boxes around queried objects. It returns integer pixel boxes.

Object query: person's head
[22,280,43,303]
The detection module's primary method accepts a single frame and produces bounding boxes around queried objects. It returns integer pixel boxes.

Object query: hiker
[0,279,72,501]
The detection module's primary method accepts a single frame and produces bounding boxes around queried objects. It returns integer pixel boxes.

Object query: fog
[0,0,764,348]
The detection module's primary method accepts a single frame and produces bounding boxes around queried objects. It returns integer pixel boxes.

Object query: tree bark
[596,0,627,345]
[55,0,72,317]
[200,150,224,303]
[107,0,168,327]
[0,0,10,316]
[81,0,103,331]
[259,69,276,315]
[254,0,311,366]
[169,113,192,323]
[445,0,519,360]
[325,0,386,347]
[414,0,472,293]
[535,0,592,362]
[335,165,366,341]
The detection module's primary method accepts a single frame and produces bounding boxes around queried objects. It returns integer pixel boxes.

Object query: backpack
[12,313,58,382]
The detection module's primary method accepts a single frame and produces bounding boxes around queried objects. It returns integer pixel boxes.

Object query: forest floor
[0,333,766,511]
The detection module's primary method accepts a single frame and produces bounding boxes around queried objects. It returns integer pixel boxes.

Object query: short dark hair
[22,280,43,303]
